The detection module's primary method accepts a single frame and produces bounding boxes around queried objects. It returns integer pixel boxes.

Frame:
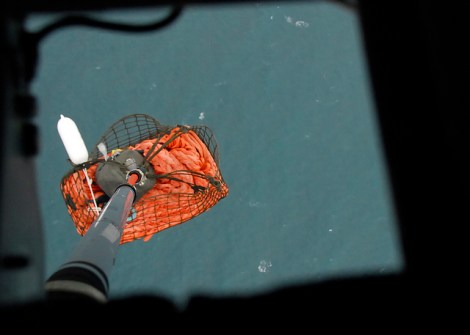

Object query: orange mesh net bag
[60,114,229,244]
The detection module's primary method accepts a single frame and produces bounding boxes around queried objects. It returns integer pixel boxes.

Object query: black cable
[31,5,183,42]
[23,5,183,82]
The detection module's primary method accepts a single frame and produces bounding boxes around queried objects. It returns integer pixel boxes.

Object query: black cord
[23,5,183,82]
[32,5,183,42]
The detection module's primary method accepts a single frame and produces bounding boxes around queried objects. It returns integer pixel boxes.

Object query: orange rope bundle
[60,117,228,244]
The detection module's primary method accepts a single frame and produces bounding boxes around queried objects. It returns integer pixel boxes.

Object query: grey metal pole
[45,183,136,303]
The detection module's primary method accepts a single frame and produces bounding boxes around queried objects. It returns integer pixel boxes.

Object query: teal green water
[28,2,403,307]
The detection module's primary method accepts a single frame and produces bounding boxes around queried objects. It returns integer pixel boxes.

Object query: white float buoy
[57,114,100,213]
[57,114,89,165]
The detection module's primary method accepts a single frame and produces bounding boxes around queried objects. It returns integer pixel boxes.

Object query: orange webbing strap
[144,126,188,163]
[127,173,139,186]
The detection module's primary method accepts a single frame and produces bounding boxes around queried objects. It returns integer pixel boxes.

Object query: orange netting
[60,114,228,244]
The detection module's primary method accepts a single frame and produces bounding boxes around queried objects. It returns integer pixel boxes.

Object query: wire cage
[60,114,229,244]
